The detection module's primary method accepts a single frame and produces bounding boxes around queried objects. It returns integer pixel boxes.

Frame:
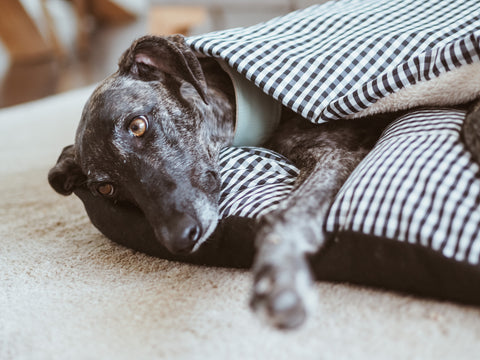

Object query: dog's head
[48,35,235,255]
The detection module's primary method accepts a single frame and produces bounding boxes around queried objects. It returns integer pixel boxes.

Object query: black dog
[49,35,480,329]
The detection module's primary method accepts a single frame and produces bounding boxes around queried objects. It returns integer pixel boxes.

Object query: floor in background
[0,3,299,109]
[0,16,148,109]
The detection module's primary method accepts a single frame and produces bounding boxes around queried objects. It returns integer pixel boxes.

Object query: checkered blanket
[186,0,480,268]
[187,0,480,122]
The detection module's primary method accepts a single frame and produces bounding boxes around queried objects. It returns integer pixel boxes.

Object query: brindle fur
[49,35,480,329]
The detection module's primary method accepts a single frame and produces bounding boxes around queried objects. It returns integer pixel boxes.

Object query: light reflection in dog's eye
[129,116,148,137]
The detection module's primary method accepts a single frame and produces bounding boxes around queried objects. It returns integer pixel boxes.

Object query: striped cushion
[326,108,480,266]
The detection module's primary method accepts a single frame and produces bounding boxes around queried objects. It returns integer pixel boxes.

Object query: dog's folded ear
[48,145,87,196]
[118,35,208,104]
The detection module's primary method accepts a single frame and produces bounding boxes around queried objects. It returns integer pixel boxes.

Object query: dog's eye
[97,183,115,196]
[128,116,148,137]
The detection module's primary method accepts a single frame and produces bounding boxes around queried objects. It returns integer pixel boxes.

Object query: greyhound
[48,35,480,329]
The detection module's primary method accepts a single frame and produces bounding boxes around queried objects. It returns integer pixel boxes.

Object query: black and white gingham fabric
[217,109,480,266]
[187,0,480,123]
[326,109,480,265]
[187,0,480,268]
[218,147,299,218]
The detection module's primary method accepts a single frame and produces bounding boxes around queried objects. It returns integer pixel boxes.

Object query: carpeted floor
[1,87,480,359]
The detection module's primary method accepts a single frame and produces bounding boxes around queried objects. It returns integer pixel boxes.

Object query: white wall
[151,0,331,33]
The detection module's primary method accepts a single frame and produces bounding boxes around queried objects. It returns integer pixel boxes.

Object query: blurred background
[0,0,326,109]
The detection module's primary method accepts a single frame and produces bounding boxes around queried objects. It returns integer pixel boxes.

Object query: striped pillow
[326,108,480,266]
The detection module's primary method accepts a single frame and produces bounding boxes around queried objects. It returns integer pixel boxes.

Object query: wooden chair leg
[90,0,137,25]
[40,0,67,61]
[0,0,53,63]
[70,0,137,55]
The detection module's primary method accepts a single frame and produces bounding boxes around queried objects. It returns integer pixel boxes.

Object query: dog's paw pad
[269,289,307,329]
[250,263,313,330]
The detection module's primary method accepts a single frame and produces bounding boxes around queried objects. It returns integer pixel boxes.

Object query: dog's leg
[249,115,390,329]
[463,98,480,164]
[250,144,365,329]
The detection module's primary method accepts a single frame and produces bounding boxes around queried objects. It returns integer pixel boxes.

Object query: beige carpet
[1,87,480,360]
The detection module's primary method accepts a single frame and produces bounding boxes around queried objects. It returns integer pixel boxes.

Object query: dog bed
[75,0,480,304]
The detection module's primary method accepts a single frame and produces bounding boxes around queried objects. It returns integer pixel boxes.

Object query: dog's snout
[166,214,202,254]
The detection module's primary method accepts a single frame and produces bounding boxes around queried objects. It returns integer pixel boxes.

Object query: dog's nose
[168,215,202,254]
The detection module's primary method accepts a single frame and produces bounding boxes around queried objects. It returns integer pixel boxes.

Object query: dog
[48,35,480,329]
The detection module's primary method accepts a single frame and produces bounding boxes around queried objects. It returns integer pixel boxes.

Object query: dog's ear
[48,145,87,196]
[118,35,208,104]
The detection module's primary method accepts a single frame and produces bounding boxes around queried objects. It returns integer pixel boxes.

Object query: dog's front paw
[250,253,315,330]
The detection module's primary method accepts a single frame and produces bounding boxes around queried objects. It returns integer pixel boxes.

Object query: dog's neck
[199,57,282,148]
[216,60,282,146]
